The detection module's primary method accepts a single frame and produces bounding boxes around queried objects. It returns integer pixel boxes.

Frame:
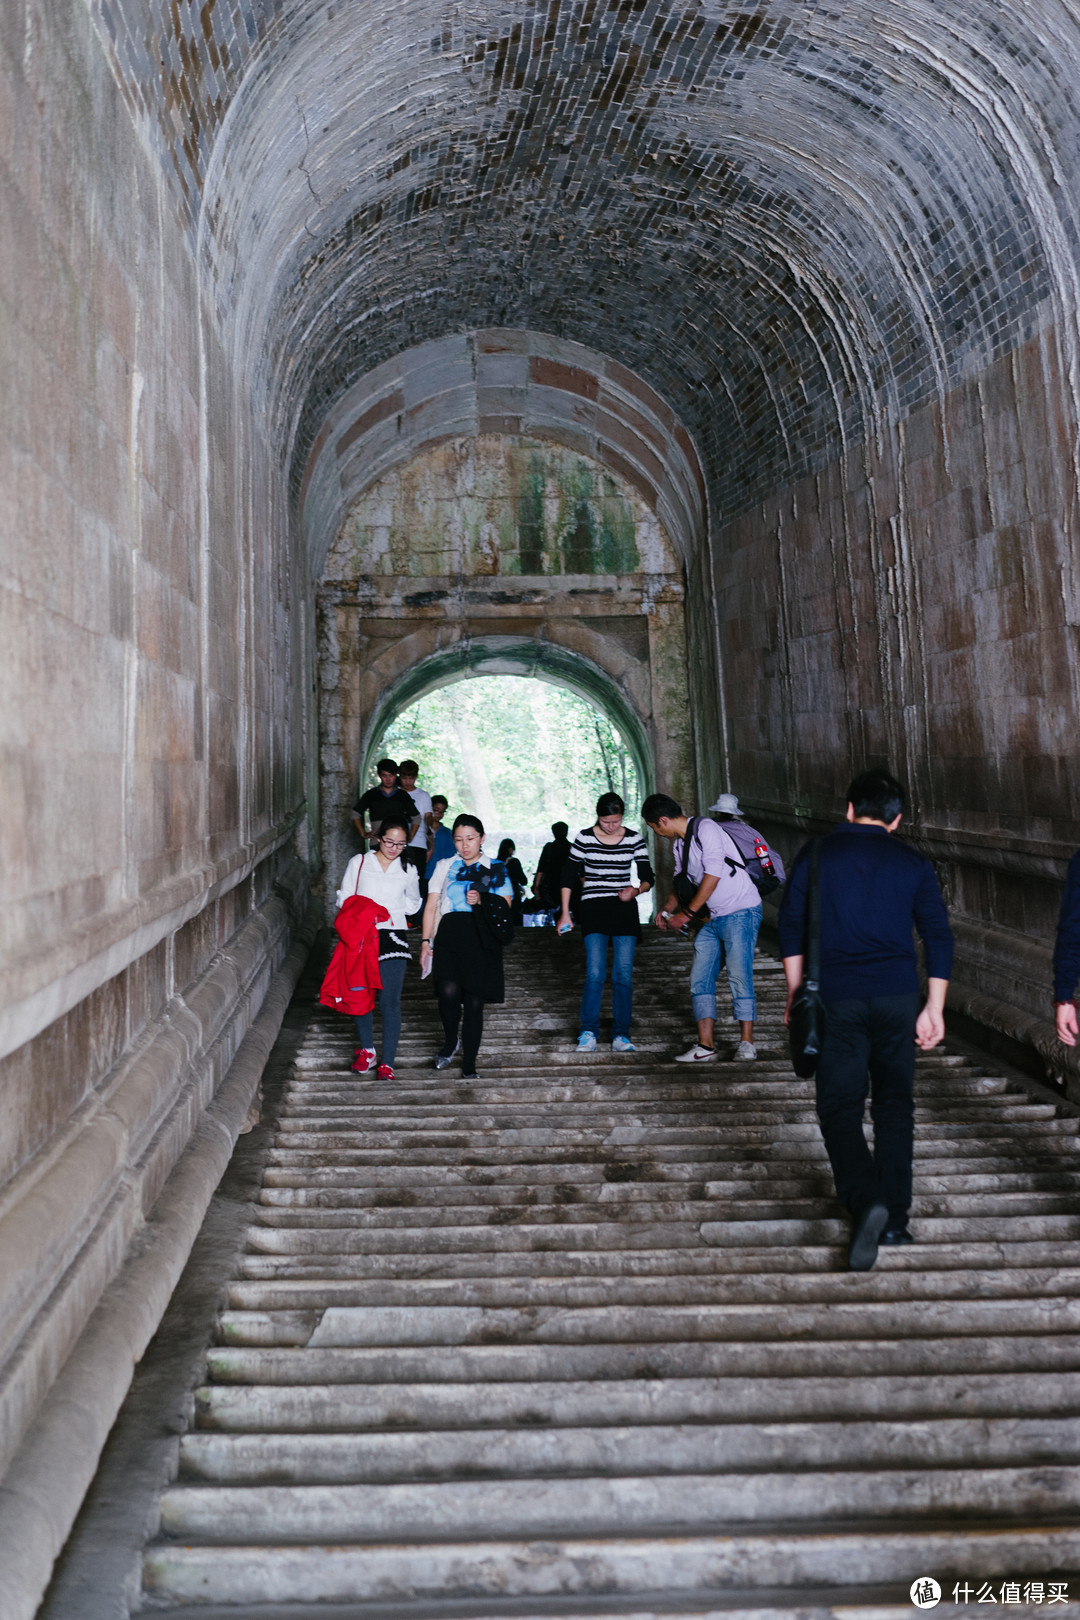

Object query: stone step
[177,1414,1080,1483]
[203,1331,1080,1386]
[192,1369,1080,1431]
[214,1298,1080,1349]
[228,1236,1080,1278]
[142,1525,1080,1607]
[238,1213,1080,1255]
[157,1465,1080,1541]
[265,1121,1079,1151]
[136,1603,1080,1620]
[263,1134,1080,1167]
[259,1153,1080,1186]
[256,1169,1080,1205]
[283,1077,1016,1101]
[244,1190,1080,1229]
[272,1100,1056,1129]
[221,1265,1080,1312]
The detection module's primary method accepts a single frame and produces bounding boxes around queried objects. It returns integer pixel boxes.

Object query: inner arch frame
[361,637,654,815]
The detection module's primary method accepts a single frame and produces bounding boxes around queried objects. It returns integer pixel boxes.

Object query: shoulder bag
[788,839,826,1078]
[673,818,701,909]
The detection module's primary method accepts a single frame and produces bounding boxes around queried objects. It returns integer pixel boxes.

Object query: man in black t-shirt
[533,822,573,912]
[352,758,420,848]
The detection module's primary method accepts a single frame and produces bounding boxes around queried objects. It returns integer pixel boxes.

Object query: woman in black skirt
[420,815,514,1079]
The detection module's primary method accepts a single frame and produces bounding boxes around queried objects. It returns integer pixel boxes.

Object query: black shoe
[881,1225,914,1245]
[434,1040,461,1070]
[848,1201,889,1271]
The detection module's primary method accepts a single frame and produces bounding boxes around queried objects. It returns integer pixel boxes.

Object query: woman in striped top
[558,793,655,1053]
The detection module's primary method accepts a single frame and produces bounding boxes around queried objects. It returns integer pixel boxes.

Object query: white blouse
[336,852,420,928]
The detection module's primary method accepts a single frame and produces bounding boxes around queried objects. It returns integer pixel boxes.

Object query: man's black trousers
[814,992,920,1227]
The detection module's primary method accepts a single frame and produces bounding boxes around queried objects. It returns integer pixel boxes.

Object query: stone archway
[359,637,654,800]
[316,431,695,904]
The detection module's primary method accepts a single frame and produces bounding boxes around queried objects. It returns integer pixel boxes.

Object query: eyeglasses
[380,838,407,849]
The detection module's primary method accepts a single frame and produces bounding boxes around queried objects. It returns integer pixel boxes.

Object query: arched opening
[360,639,653,808]
[354,642,656,908]
[372,672,646,896]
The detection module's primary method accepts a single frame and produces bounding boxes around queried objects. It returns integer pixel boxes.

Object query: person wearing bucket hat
[708,792,742,816]
[707,795,787,890]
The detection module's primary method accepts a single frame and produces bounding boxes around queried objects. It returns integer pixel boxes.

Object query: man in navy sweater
[1053,851,1080,1045]
[778,769,954,1270]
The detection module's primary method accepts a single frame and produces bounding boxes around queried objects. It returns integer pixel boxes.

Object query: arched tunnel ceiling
[94,0,1080,525]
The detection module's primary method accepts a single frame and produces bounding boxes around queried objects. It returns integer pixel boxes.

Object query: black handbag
[788,838,825,1078]
[461,861,514,949]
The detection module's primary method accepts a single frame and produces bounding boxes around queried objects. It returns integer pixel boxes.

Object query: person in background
[425,795,455,877]
[643,791,762,1063]
[777,769,953,1270]
[335,816,420,1080]
[353,759,420,849]
[533,821,573,919]
[420,815,514,1080]
[397,760,432,913]
[708,792,786,885]
[558,793,654,1053]
[498,838,529,926]
[1053,848,1080,1045]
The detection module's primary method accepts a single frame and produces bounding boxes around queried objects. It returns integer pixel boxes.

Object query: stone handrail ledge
[946,981,1080,1104]
[0,873,307,1487]
[0,809,305,1062]
[0,894,319,1620]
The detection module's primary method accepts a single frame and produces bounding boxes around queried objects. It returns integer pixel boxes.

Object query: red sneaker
[376,1063,395,1081]
[351,1047,376,1074]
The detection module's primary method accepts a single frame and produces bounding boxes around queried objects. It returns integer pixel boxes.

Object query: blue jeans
[691,905,762,1023]
[580,932,637,1038]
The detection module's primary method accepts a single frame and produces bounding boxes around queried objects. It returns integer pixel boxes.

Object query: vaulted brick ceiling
[94,1,1078,526]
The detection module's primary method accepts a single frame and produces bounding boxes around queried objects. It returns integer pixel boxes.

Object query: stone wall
[699,317,1080,1091]
[0,0,308,1526]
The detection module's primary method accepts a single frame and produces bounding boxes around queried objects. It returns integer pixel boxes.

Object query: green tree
[378,677,641,847]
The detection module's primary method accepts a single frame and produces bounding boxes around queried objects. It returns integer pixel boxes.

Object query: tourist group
[323,757,1080,1272]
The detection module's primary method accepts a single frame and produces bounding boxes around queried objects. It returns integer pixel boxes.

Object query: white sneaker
[675,1043,717,1062]
[611,1035,635,1053]
[577,1031,598,1051]
[735,1040,757,1060]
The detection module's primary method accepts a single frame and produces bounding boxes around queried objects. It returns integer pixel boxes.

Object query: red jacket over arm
[318,895,390,1016]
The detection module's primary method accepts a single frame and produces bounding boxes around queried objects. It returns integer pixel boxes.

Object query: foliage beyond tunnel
[377,677,642,847]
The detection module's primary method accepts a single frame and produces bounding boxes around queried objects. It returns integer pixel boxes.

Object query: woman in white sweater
[335,817,421,1078]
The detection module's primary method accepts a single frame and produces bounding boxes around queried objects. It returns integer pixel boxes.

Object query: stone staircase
[140,931,1080,1615]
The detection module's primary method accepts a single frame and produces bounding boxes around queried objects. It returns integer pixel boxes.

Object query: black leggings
[436,980,485,1072]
